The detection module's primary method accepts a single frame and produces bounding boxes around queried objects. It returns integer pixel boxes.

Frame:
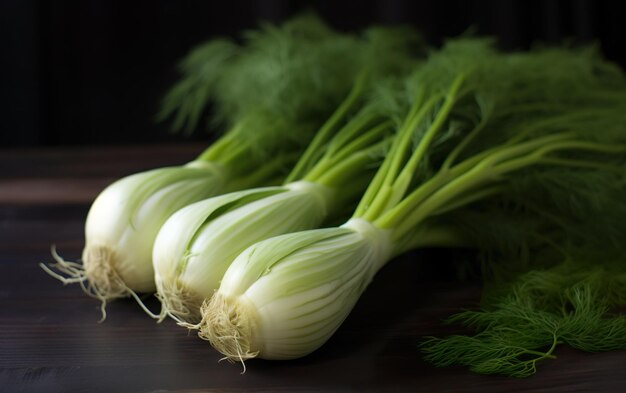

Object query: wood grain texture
[1,145,624,393]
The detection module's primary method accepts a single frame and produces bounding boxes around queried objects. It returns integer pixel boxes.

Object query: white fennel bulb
[44,161,229,310]
[199,218,392,360]
[153,181,333,322]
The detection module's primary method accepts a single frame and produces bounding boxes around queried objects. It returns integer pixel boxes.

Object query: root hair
[194,293,259,373]
[154,277,203,324]
[41,244,146,322]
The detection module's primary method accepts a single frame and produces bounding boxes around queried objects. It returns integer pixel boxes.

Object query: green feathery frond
[158,39,240,133]
[160,14,421,168]
[422,260,626,378]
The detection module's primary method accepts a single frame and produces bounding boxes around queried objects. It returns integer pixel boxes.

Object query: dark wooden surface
[1,145,625,393]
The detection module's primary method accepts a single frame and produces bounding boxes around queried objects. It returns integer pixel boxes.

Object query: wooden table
[1,144,624,393]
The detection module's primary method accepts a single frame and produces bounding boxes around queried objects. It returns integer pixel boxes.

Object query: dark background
[1,0,625,148]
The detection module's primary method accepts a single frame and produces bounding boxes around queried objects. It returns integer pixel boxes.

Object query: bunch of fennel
[41,15,391,319]
[188,39,626,370]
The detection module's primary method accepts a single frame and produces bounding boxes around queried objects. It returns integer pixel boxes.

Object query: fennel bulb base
[40,245,133,321]
[154,277,204,323]
[82,245,131,301]
[197,293,260,365]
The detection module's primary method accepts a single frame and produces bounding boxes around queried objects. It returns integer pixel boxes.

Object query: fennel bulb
[153,181,333,322]
[202,219,392,360]
[42,162,228,310]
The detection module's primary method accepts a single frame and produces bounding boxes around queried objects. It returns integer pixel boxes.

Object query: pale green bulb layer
[153,181,334,322]
[204,218,392,360]
[83,161,227,294]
